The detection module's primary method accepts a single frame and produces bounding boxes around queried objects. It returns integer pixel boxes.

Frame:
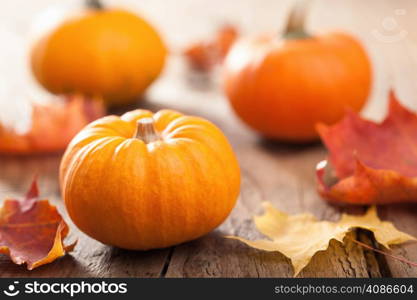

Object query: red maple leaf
[317,91,417,204]
[0,179,75,269]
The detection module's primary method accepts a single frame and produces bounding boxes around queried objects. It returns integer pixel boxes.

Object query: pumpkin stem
[86,0,104,10]
[283,0,312,39]
[134,118,160,143]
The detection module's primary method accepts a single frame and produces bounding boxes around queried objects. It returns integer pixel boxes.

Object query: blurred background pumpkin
[222,2,372,142]
[31,0,167,106]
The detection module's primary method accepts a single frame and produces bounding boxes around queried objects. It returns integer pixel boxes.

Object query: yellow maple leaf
[227,203,416,276]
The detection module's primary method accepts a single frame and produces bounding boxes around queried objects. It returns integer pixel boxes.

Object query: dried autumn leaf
[184,24,239,71]
[0,180,75,270]
[227,202,415,276]
[316,91,417,204]
[0,94,105,154]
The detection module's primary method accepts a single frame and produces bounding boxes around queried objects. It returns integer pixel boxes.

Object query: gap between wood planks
[159,247,175,277]
[357,229,392,277]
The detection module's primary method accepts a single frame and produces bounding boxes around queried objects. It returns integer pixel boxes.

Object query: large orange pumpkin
[222,5,372,142]
[60,109,240,250]
[31,1,167,106]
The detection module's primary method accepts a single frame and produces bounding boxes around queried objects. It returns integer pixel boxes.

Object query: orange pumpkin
[222,4,371,142]
[60,109,240,250]
[31,1,167,106]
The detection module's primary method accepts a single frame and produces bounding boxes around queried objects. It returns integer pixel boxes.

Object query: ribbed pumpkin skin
[223,32,372,142]
[60,110,240,250]
[31,9,167,106]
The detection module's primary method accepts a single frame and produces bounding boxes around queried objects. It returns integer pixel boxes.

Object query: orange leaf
[0,94,105,154]
[184,24,239,71]
[0,180,75,270]
[316,91,417,204]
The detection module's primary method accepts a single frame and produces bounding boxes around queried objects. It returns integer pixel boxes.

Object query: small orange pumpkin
[31,0,167,106]
[222,4,372,142]
[60,109,240,250]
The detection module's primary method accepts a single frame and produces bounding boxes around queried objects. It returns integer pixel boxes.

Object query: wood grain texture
[0,0,417,277]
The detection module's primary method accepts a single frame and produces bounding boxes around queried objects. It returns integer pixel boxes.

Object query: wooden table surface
[1,0,417,277]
